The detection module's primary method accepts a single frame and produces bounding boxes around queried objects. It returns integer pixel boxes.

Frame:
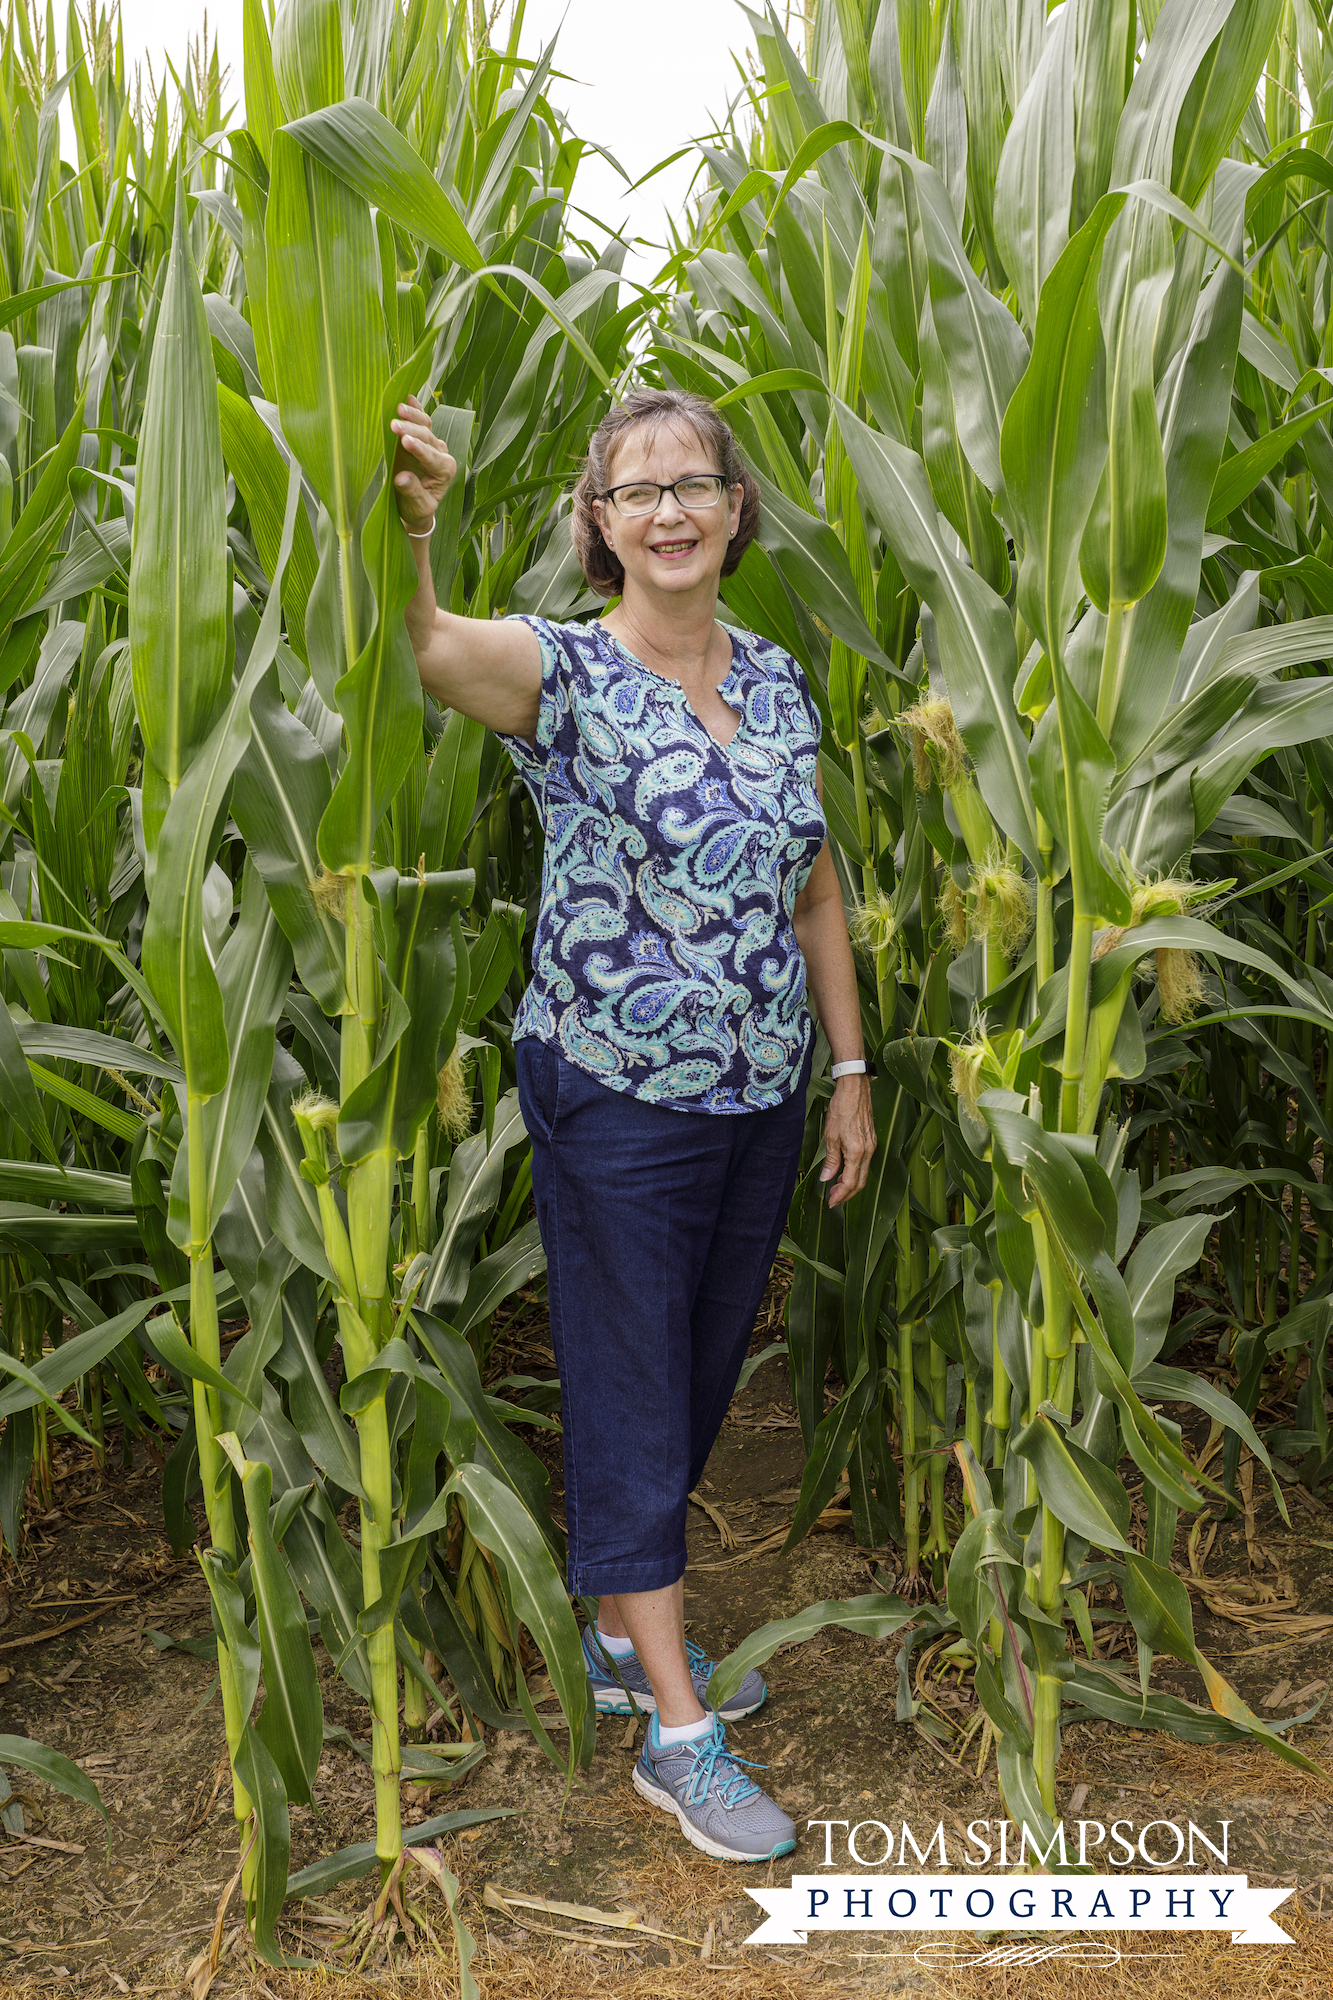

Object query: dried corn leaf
[483,1883,697,1947]
[687,1490,737,1549]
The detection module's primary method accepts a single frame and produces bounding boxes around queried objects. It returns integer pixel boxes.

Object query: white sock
[657,1713,713,1746]
[595,1625,635,1658]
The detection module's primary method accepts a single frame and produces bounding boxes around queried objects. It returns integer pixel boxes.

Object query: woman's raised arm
[392,396,543,739]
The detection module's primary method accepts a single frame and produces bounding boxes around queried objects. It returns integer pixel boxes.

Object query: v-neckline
[594,620,744,750]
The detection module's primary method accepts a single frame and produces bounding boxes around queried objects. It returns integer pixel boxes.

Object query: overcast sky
[105,0,762,278]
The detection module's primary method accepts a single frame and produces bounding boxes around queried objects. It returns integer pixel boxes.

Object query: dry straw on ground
[5,1905,1328,2000]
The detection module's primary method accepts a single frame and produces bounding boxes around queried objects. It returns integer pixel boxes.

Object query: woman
[391,386,875,1863]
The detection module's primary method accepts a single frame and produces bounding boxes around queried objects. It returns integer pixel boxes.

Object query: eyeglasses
[601,474,728,517]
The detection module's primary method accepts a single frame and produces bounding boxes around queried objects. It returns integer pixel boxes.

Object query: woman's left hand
[820,1074,876,1206]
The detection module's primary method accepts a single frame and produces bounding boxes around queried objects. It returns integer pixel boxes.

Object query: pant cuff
[570,1550,688,1597]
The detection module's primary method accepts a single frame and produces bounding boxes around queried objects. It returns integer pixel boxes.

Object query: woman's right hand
[390,395,456,534]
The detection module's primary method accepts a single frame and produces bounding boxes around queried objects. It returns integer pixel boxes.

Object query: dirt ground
[4,1279,1333,2000]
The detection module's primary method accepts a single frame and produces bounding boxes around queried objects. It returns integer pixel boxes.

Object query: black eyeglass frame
[598,474,734,516]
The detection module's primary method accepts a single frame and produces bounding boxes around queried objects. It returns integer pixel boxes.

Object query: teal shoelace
[679,1717,765,1809]
[685,1638,714,1676]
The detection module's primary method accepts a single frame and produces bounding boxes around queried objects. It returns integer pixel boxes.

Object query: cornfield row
[0,0,1331,1977]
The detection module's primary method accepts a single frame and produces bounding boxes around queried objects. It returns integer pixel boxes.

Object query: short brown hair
[570,388,761,596]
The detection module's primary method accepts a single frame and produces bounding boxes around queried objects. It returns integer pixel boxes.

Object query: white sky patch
[513,0,759,278]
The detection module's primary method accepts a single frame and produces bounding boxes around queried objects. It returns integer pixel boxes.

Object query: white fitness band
[830,1059,867,1079]
[406,518,436,540]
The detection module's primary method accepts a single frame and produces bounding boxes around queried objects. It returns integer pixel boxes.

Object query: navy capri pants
[516,1039,810,1598]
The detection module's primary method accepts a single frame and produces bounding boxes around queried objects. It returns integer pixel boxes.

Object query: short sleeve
[495,614,566,784]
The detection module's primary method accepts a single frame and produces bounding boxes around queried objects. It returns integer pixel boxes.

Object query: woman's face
[592,421,744,601]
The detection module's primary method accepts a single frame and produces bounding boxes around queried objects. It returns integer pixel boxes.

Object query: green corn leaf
[786,1183,849,1453]
[0,1290,186,1420]
[1010,1409,1134,1553]
[919,296,1009,593]
[713,367,835,412]
[1002,191,1120,668]
[1065,1275,1212,1511]
[706,1593,942,1712]
[1028,655,1131,925]
[1171,0,1284,208]
[233,1726,296,1966]
[946,1508,1013,1649]
[1121,1551,1198,1670]
[231,669,346,1013]
[993,3,1076,328]
[283,97,483,273]
[1065,1659,1271,1743]
[417,1090,529,1317]
[152,1320,260,1411]
[452,1217,546,1337]
[842,1067,914,1353]
[219,1241,292,1444]
[142,462,303,1108]
[1123,1216,1215,1369]
[0,1735,109,1833]
[19,63,79,294]
[0,396,86,631]
[1136,1363,1284,1510]
[129,175,230,856]
[266,126,385,574]
[24,519,131,618]
[751,468,898,682]
[1109,0,1236,188]
[783,1362,878,1550]
[271,0,345,119]
[317,341,432,873]
[1071,0,1134,232]
[200,1545,263,1733]
[232,131,276,397]
[269,1286,368,1503]
[244,0,284,169]
[1208,398,1333,528]
[0,1161,132,1208]
[0,996,57,1165]
[217,384,319,665]
[1080,198,1172,622]
[286,1809,513,1900]
[413,1311,557,1549]
[0,1204,142,1256]
[1192,677,1333,833]
[167,864,292,1248]
[905,150,1029,499]
[420,708,484,873]
[994,1736,1065,1862]
[465,900,525,1025]
[982,1103,1107,1262]
[442,1460,593,1775]
[27,1066,141,1144]
[836,400,1041,867]
[235,1450,323,1806]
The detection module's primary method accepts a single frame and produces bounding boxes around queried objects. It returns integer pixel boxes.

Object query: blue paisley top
[497,616,827,1113]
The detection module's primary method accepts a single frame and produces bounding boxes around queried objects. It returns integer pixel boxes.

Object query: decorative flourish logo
[853,1941,1185,1967]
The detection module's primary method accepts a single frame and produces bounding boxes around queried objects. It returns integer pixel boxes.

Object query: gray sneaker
[582,1628,767,1720]
[632,1710,796,1863]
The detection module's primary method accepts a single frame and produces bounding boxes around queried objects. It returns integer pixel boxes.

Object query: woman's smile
[648,537,699,560]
